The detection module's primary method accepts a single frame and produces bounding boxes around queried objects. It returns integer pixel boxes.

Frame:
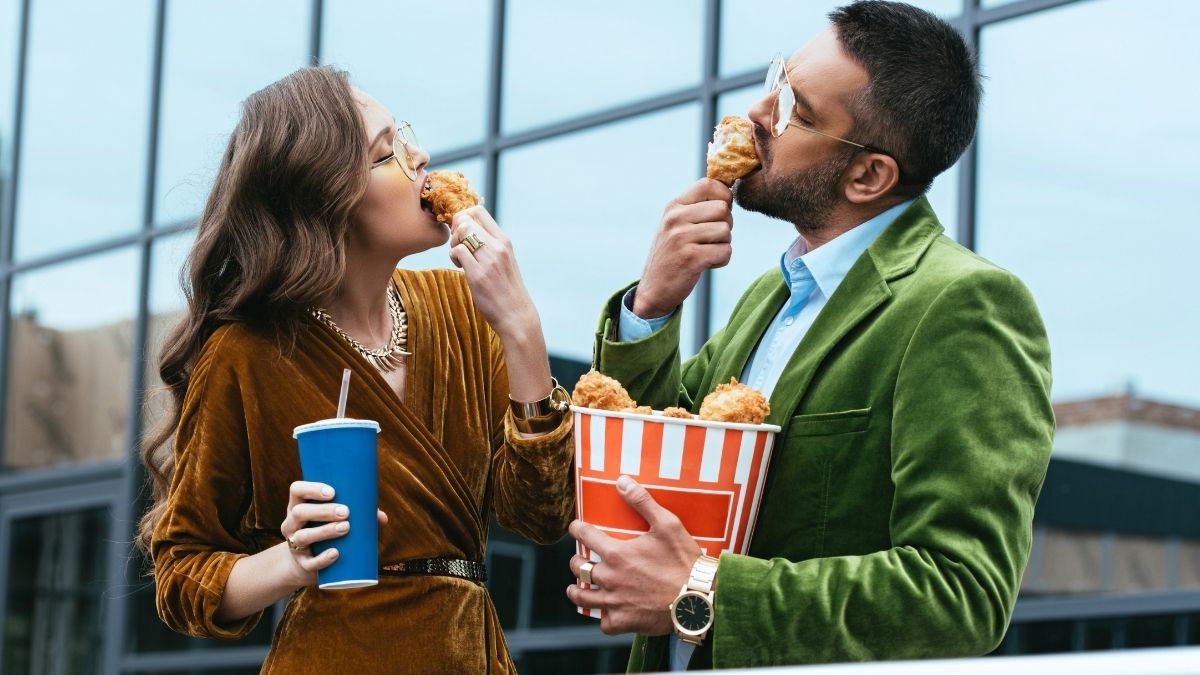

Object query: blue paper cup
[293,418,381,589]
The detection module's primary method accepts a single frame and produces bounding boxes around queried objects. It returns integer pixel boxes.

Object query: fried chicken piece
[421,170,482,224]
[662,407,694,420]
[572,371,636,411]
[698,378,770,424]
[624,406,653,415]
[705,116,760,186]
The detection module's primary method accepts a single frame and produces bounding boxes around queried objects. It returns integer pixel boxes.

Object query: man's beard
[734,142,856,233]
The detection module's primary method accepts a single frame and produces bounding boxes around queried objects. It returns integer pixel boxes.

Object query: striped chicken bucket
[571,405,780,618]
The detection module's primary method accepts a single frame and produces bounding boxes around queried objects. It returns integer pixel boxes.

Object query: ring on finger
[463,233,485,254]
[579,560,596,585]
[287,534,304,552]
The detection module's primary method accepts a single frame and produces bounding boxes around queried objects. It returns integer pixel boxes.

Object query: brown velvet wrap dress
[150,268,576,673]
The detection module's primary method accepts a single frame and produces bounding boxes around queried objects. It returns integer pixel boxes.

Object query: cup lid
[293,418,381,438]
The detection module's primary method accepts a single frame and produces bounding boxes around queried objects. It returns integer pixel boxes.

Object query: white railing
[718,647,1200,674]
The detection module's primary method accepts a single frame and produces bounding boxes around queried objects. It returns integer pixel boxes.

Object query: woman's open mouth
[419,175,435,216]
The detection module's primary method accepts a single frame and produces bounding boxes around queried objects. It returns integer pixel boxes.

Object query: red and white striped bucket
[571,405,779,618]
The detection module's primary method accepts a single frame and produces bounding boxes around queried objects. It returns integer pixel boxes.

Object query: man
[565,1,1054,670]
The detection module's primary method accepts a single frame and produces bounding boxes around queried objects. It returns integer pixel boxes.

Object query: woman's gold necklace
[309,283,411,372]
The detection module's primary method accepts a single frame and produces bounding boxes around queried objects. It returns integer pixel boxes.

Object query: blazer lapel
[766,197,945,424]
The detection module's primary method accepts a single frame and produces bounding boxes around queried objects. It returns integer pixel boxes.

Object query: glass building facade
[0,0,1197,672]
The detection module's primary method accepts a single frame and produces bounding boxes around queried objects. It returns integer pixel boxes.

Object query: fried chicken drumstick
[422,170,482,224]
[705,116,760,185]
[698,378,771,424]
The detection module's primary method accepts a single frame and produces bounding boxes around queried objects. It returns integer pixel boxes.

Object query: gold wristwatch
[669,554,719,645]
[509,377,571,434]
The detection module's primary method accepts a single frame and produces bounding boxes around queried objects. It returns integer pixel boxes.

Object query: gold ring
[287,535,303,551]
[463,233,485,253]
[578,560,595,585]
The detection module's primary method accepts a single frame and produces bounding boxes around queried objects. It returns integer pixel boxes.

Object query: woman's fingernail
[327,548,339,559]
[335,521,349,533]
[617,475,635,492]
[334,505,348,517]
[320,486,333,498]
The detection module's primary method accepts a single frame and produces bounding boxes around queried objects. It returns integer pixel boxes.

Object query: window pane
[1126,614,1180,649]
[14,0,154,260]
[710,86,958,334]
[488,553,523,629]
[719,0,962,76]
[926,158,959,240]
[3,507,109,675]
[143,229,194,434]
[497,105,701,362]
[321,0,491,155]
[1018,619,1074,654]
[503,1,702,133]
[975,0,1200,407]
[399,157,485,272]
[516,645,632,675]
[5,247,140,470]
[154,0,310,225]
[529,536,592,629]
[0,0,18,230]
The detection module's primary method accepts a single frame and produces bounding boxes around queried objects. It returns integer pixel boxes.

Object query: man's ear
[844,153,901,203]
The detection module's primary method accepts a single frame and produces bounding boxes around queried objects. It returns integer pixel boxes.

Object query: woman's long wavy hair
[136,66,370,551]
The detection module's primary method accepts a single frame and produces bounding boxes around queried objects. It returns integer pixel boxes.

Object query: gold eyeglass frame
[765,53,895,159]
[370,120,421,180]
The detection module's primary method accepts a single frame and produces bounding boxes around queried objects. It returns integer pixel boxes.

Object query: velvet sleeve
[487,328,576,545]
[150,329,265,640]
[592,281,728,412]
[710,268,1054,665]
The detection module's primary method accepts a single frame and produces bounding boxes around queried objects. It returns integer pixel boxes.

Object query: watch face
[673,593,712,632]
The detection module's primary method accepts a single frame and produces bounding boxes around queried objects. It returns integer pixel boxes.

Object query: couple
[140,2,1054,672]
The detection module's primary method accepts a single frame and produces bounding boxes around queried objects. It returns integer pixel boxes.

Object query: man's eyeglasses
[764,53,895,161]
[370,121,420,180]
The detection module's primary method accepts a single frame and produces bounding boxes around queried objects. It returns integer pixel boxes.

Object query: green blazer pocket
[785,407,872,437]
[771,407,876,558]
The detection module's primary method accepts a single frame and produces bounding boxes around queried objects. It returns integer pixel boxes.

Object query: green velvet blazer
[592,197,1055,670]
[151,268,575,674]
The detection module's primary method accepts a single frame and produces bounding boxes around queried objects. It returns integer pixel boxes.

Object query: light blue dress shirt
[617,200,914,672]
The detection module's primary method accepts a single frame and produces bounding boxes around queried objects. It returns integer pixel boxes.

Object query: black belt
[380,557,487,582]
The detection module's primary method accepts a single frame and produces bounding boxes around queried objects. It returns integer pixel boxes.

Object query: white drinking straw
[336,368,351,419]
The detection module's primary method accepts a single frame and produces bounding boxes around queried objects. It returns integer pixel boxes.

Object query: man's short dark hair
[829,1,981,196]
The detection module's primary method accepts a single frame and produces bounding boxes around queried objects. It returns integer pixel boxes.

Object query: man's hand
[566,476,703,636]
[633,179,734,319]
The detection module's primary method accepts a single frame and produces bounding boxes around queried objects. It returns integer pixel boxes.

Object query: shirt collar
[779,199,915,298]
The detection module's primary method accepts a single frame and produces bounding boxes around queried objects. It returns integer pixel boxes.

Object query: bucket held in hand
[570,406,779,618]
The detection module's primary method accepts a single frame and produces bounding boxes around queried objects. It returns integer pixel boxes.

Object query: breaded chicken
[662,407,694,419]
[422,170,482,224]
[625,405,653,415]
[698,378,770,424]
[705,116,760,185]
[572,371,636,411]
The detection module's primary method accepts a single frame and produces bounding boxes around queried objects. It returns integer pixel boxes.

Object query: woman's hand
[448,206,555,405]
[448,206,540,342]
[279,481,389,589]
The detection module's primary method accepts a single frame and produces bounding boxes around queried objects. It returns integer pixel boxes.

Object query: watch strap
[686,554,720,594]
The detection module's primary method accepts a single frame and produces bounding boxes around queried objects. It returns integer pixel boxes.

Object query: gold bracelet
[509,377,572,434]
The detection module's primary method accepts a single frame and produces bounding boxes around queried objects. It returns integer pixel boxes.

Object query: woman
[138,66,574,673]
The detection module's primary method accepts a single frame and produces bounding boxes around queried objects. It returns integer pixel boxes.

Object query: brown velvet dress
[150,268,575,674]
